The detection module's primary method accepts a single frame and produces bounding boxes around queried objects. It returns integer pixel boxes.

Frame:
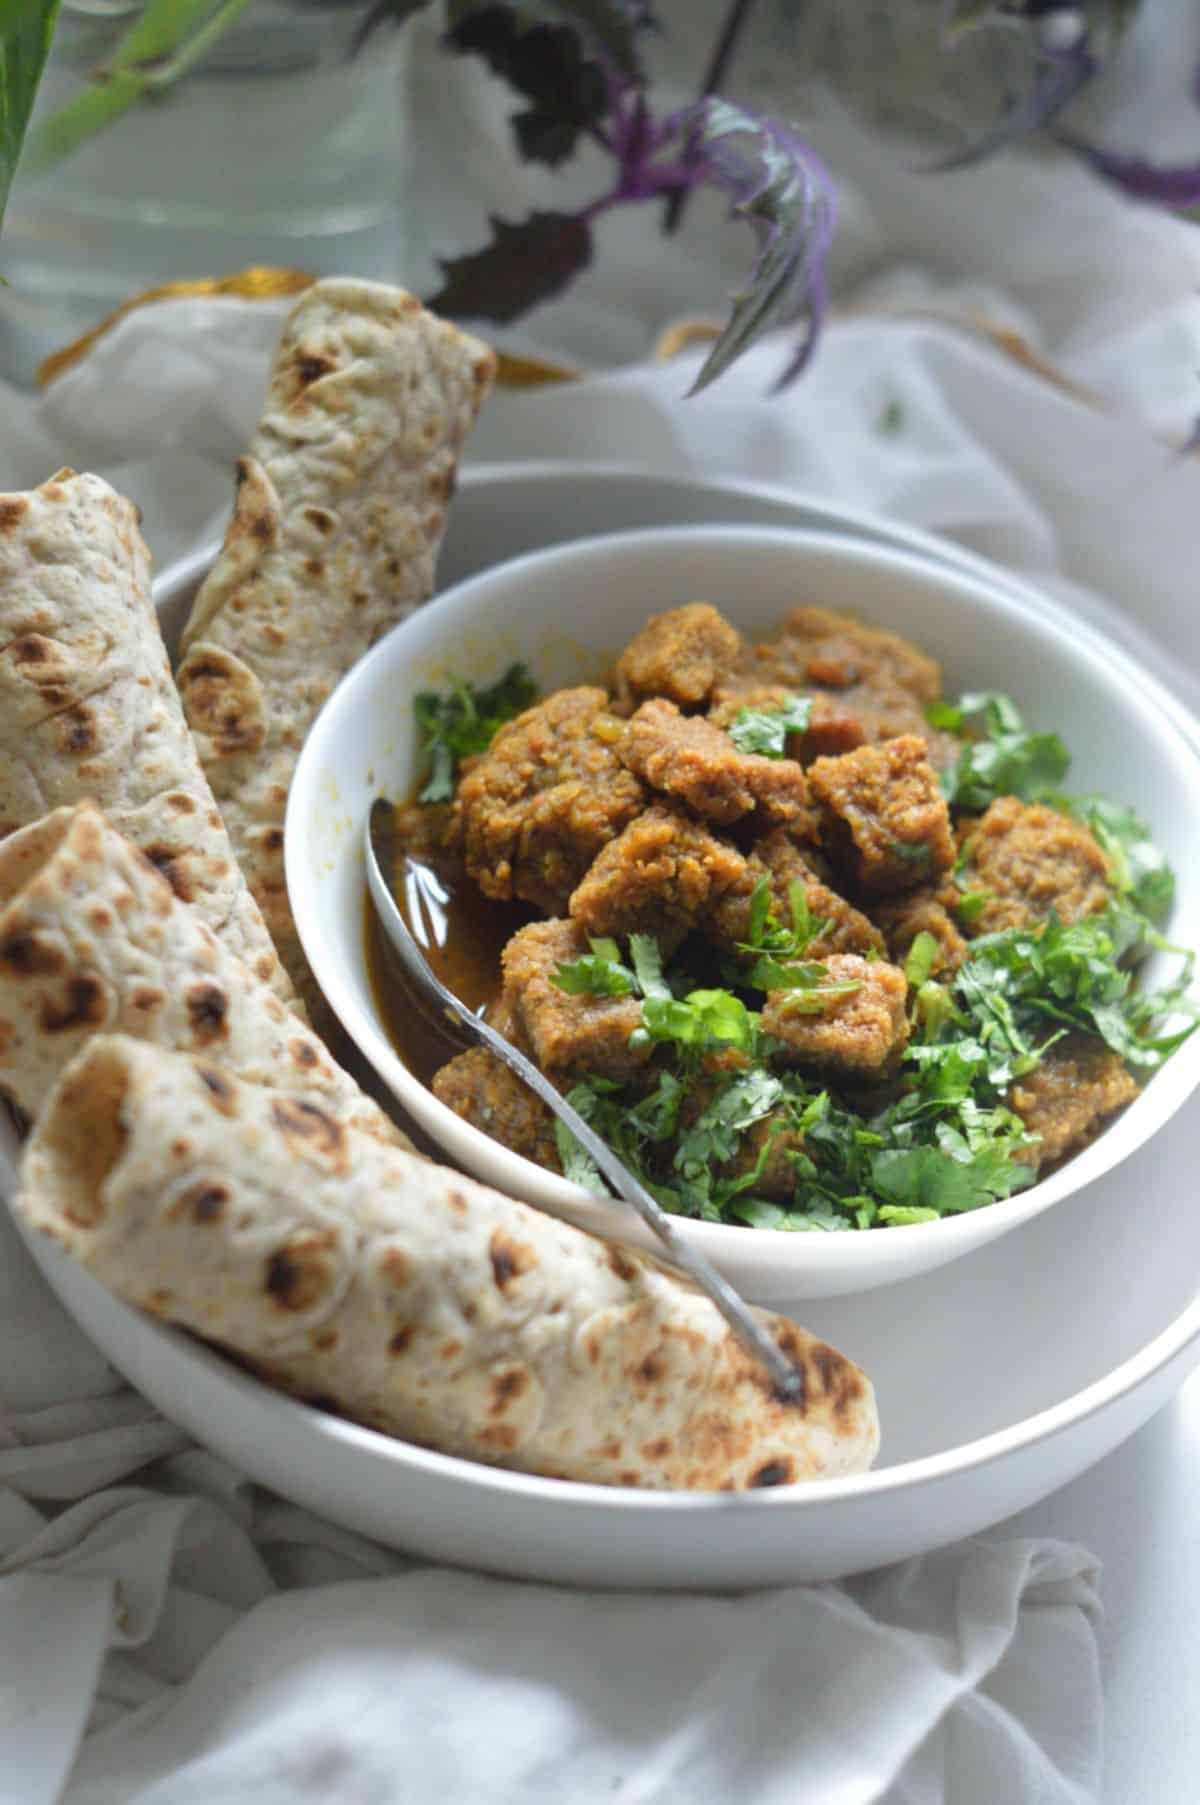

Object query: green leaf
[629,933,671,1000]
[869,1145,1012,1215]
[0,0,59,230]
[746,958,861,1004]
[675,1068,783,1178]
[940,691,1070,811]
[641,985,757,1053]
[550,939,636,997]
[727,693,813,758]
[1054,793,1176,926]
[414,663,537,802]
[26,0,254,171]
[904,931,940,990]
[955,888,990,925]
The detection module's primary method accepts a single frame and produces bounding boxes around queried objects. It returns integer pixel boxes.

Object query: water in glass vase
[1,0,413,385]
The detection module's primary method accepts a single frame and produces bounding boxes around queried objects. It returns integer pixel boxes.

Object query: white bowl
[288,523,1200,1301]
[7,467,1200,1587]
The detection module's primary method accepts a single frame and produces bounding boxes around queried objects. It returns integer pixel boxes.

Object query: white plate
[6,464,1200,1588]
[289,520,1200,1299]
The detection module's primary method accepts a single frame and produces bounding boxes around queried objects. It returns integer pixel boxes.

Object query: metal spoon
[366,799,805,1405]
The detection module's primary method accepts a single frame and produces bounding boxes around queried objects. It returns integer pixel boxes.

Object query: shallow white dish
[7,464,1200,1589]
[289,521,1200,1301]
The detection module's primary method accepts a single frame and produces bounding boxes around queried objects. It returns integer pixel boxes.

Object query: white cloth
[6,3,1200,1797]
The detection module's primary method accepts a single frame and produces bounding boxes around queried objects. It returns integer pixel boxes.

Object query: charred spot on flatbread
[169,1182,230,1225]
[195,1063,237,1116]
[640,1436,672,1461]
[40,976,108,1034]
[488,1366,530,1415]
[186,982,230,1047]
[0,497,29,534]
[304,507,336,536]
[388,1325,415,1356]
[294,351,338,387]
[605,1243,639,1283]
[177,647,267,757]
[264,1231,340,1311]
[748,1458,794,1489]
[488,1229,536,1290]
[0,930,65,977]
[269,1096,348,1171]
[808,1342,865,1423]
[140,843,194,904]
[55,706,99,756]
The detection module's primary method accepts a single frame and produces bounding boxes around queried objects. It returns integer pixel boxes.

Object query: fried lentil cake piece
[807,735,955,897]
[432,1045,563,1169]
[712,605,960,767]
[870,882,967,977]
[620,698,812,830]
[501,918,652,1081]
[455,686,644,913]
[761,954,909,1076]
[707,826,884,959]
[612,602,740,711]
[708,684,868,763]
[957,797,1110,937]
[569,801,747,951]
[1009,1035,1140,1169]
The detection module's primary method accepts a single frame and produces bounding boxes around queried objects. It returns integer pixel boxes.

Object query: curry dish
[372,600,1193,1232]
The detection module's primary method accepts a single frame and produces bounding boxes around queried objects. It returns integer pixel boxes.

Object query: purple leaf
[1056,134,1200,208]
[426,210,594,322]
[446,7,609,168]
[676,98,836,394]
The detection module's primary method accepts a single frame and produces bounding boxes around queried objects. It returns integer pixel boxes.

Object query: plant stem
[661,0,760,234]
[27,0,254,170]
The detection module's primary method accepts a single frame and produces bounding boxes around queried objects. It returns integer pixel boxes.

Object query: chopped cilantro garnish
[738,876,834,989]
[936,691,1070,811]
[414,663,537,803]
[1050,794,1176,926]
[903,930,940,990]
[955,888,990,925]
[727,694,813,758]
[550,937,637,998]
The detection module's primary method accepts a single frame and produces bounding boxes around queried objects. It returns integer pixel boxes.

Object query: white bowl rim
[287,519,1200,1269]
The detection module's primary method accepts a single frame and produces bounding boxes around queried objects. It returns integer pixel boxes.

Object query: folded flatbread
[177,279,497,1005]
[0,469,292,1003]
[0,802,406,1147]
[19,1035,880,1492]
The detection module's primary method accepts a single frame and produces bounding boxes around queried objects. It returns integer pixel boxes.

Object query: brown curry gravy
[364,814,534,1085]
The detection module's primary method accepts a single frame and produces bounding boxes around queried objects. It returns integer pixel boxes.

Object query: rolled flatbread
[0,802,406,1147]
[0,468,293,1003]
[18,1035,880,1492]
[177,279,497,1004]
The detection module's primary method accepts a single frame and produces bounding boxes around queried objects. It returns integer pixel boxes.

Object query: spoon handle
[366,809,804,1404]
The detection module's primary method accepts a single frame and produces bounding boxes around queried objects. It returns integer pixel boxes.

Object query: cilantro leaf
[727,694,812,758]
[904,930,940,990]
[414,663,537,802]
[641,986,757,1054]
[1054,794,1176,926]
[938,691,1070,811]
[550,937,636,997]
